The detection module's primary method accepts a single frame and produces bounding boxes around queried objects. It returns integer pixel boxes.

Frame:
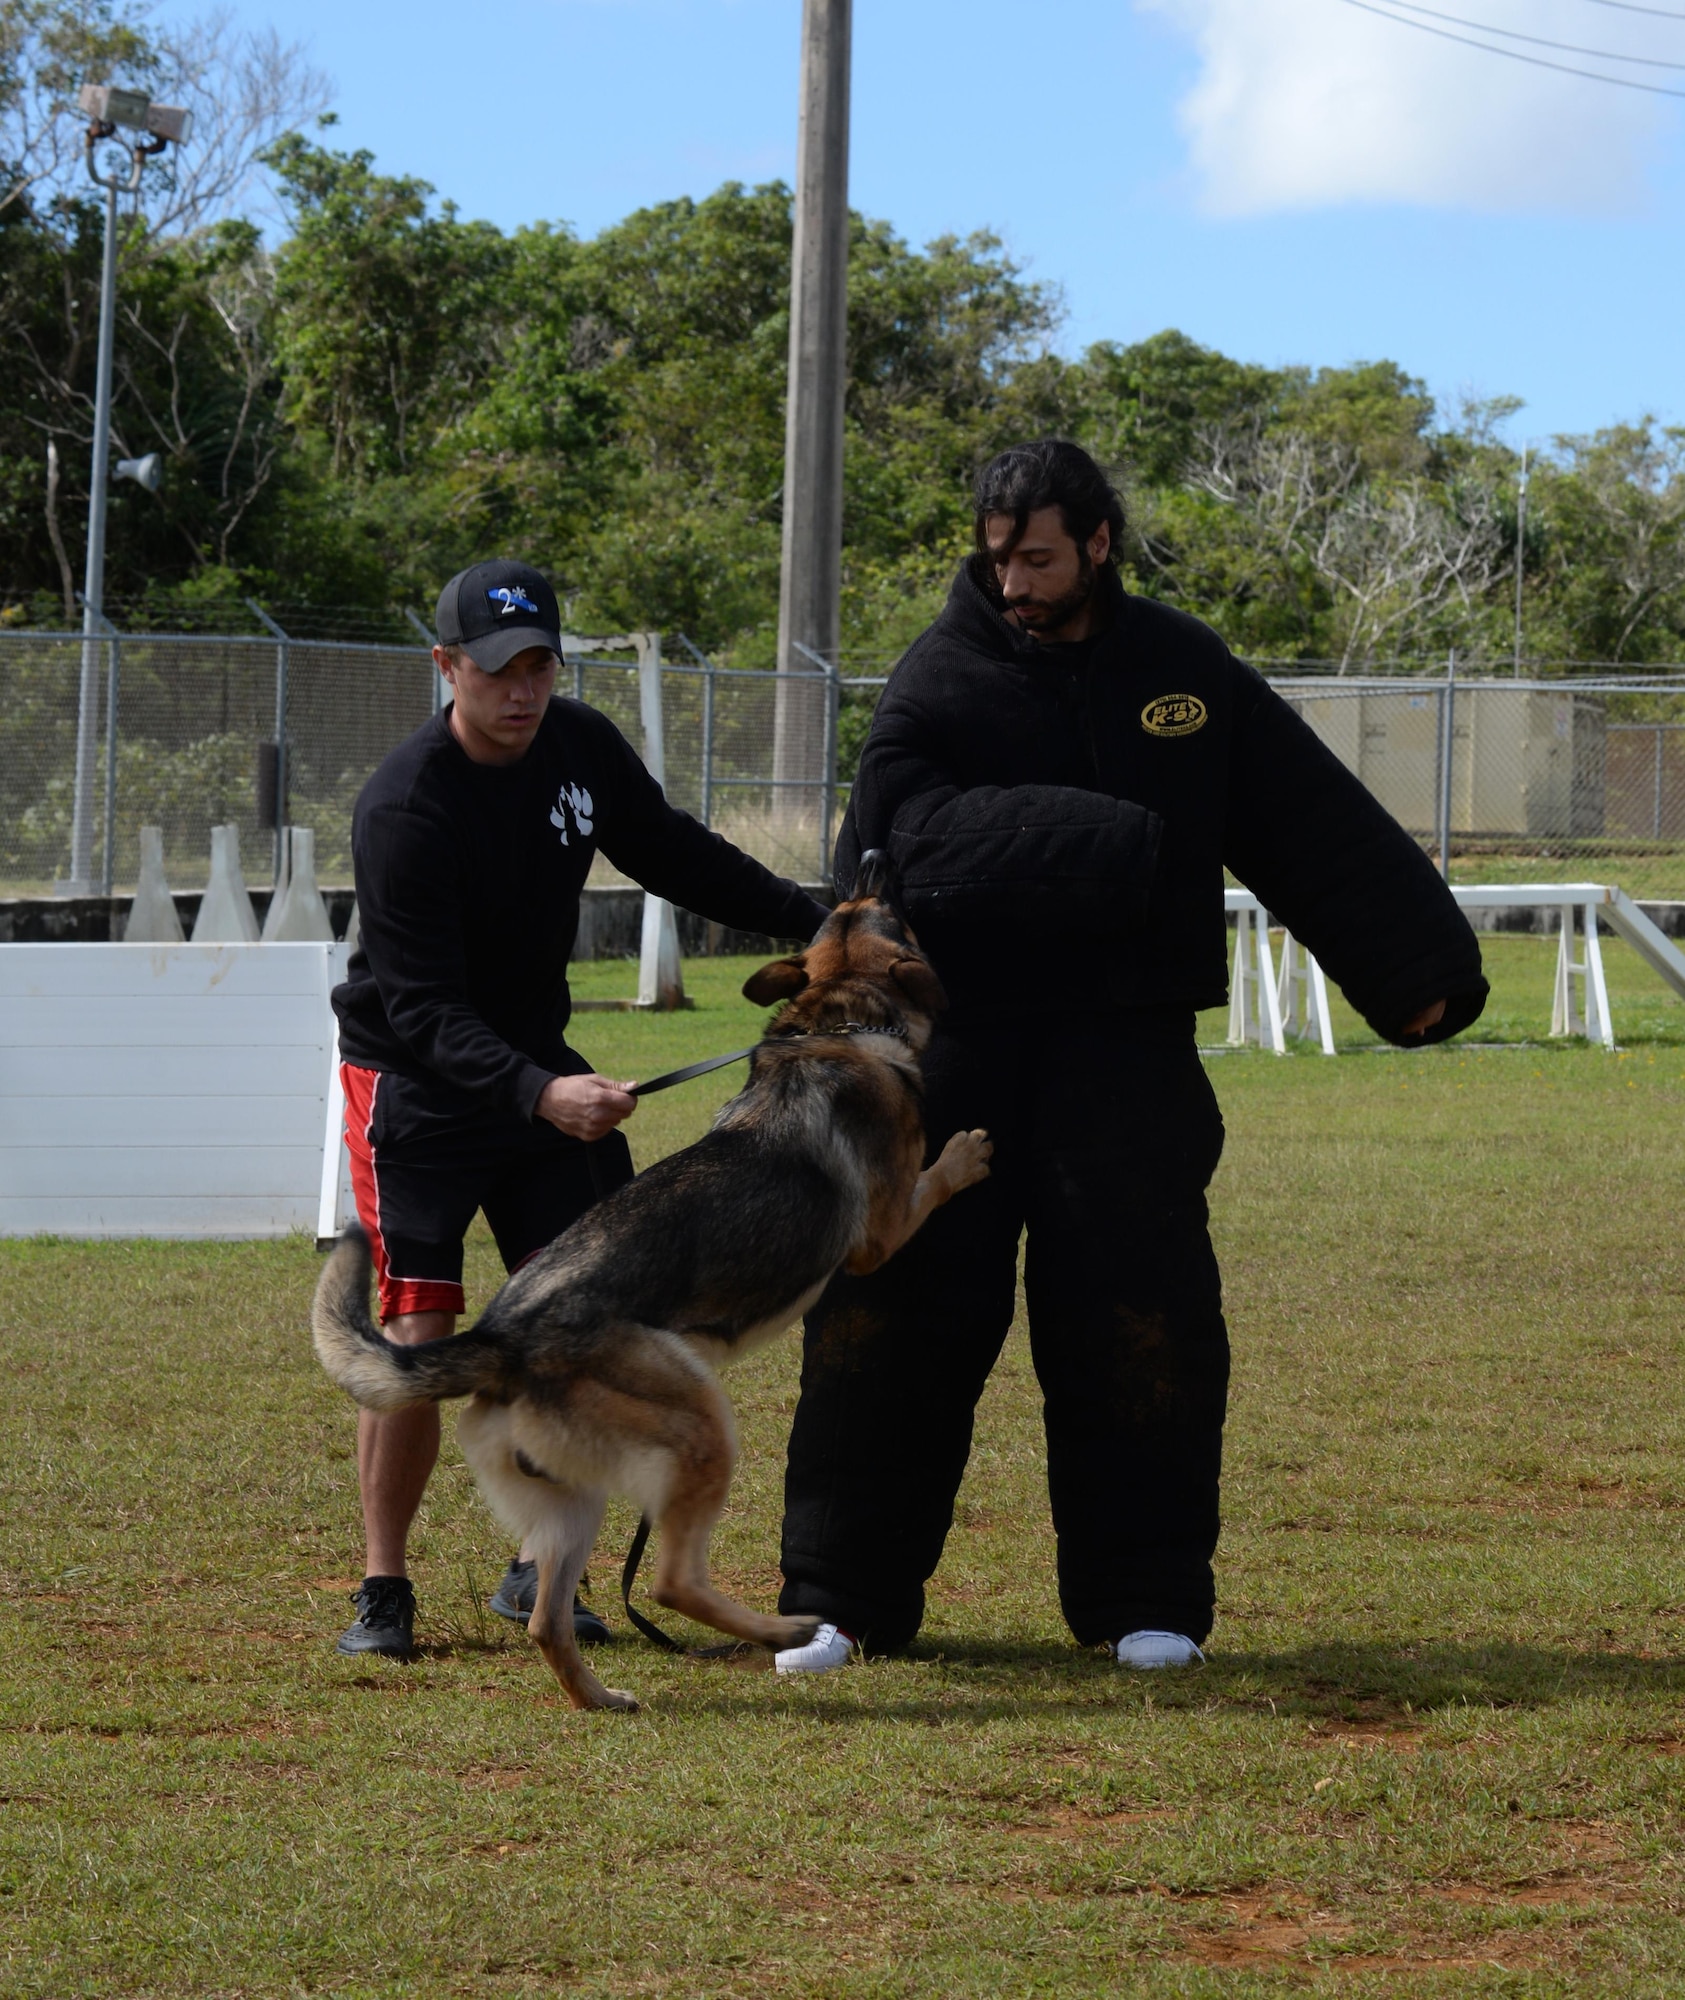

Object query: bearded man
[771,440,1487,1677]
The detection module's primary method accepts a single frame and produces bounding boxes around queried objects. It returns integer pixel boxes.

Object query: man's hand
[1402,998,1447,1037]
[535,1073,638,1140]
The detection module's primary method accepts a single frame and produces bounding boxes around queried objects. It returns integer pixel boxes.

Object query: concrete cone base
[265,826,333,941]
[124,828,185,943]
[191,825,260,943]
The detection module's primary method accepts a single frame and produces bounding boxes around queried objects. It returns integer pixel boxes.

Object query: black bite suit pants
[777,1009,1229,1652]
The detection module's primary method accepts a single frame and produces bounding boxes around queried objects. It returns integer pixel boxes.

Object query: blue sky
[229,0,1685,444]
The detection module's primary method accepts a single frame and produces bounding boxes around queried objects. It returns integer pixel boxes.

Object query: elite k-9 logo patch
[1141,693,1208,738]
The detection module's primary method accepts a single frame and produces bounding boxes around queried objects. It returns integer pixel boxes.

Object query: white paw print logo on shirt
[549,782,595,845]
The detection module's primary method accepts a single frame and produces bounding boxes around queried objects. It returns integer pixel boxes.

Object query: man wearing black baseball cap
[436,557,565,674]
[329,559,827,1659]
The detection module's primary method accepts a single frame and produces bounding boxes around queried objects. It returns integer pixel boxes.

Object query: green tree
[1532,424,1685,663]
[0,0,323,616]
[265,132,513,479]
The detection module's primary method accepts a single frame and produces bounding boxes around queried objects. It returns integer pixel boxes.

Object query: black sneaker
[336,1575,416,1658]
[488,1558,611,1643]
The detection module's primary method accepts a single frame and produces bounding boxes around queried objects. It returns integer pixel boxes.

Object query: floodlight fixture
[76,84,192,146]
[144,102,192,144]
[77,82,152,132]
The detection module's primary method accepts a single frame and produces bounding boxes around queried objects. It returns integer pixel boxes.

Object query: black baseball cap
[434,559,564,674]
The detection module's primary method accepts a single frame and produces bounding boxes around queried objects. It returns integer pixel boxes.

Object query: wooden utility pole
[773,0,851,857]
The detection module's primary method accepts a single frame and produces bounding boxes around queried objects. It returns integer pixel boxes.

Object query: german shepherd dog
[311,858,992,1711]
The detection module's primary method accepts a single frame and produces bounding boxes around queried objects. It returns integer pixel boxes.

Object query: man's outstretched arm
[1224,668,1487,1046]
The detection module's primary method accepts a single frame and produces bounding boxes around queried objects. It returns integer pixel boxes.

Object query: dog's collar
[772,1020,910,1043]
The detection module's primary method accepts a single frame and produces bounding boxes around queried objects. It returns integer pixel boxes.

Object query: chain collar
[771,1020,910,1044]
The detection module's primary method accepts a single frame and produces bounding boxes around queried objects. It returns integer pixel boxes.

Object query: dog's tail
[311,1222,506,1409]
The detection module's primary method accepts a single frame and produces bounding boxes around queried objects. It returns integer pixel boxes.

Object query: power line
[1581,0,1685,22]
[1377,0,1685,68]
[1341,0,1685,96]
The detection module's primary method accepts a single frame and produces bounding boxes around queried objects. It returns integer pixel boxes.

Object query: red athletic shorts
[339,1063,633,1324]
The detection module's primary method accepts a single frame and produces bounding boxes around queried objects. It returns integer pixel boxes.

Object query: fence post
[61,602,118,894]
[66,625,101,890]
[248,599,291,885]
[1656,725,1666,841]
[100,628,120,895]
[402,606,444,716]
[1436,649,1457,880]
[676,634,717,828]
[790,640,835,882]
[633,633,685,1010]
[702,655,715,828]
[820,652,840,884]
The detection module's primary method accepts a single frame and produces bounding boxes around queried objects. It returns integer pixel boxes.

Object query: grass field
[3,938,1685,1997]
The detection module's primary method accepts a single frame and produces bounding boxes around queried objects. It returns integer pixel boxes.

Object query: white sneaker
[775,1621,853,1675]
[1115,1629,1205,1669]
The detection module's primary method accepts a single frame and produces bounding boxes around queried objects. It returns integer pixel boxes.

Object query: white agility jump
[1225,883,1685,1055]
[0,941,347,1238]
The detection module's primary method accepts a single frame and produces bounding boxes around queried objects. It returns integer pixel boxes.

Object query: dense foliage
[3,5,1683,665]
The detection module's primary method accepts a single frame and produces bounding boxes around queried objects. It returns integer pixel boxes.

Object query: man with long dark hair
[772,440,1487,1676]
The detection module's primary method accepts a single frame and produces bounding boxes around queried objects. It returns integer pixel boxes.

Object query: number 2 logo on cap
[1141,693,1207,738]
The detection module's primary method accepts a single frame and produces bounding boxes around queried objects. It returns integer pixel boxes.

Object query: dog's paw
[766,1615,824,1649]
[940,1127,993,1191]
[591,1687,641,1713]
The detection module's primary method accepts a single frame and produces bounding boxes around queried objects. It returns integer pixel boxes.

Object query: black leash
[630,1045,757,1097]
[619,1515,686,1653]
[630,1023,907,1100]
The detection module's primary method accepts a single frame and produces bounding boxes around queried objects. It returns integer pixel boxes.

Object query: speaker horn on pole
[114,452,161,491]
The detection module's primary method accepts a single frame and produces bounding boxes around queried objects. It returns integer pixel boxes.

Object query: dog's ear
[889,954,947,1016]
[742,956,810,1006]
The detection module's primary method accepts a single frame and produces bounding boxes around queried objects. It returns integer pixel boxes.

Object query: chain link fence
[1274,670,1685,900]
[2,624,1682,904]
[0,625,855,898]
[562,645,843,890]
[0,628,439,898]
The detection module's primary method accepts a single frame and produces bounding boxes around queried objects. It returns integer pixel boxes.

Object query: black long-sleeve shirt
[838,561,1488,1045]
[333,701,827,1119]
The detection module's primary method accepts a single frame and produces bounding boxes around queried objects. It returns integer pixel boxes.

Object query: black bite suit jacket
[836,561,1487,1045]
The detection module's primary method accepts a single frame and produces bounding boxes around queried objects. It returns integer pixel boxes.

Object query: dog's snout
[853,849,894,902]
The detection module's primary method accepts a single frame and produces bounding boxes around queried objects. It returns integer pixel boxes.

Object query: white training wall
[0,942,348,1238]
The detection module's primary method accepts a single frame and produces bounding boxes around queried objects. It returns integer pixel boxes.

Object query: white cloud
[1141,0,1675,215]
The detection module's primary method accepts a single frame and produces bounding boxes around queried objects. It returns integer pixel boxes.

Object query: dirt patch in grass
[1429,1875,1640,1910]
[769,1877,857,1918]
[1305,1718,1424,1752]
[1323,1948,1555,1976]
[457,1762,536,1791]
[1010,1803,1182,1839]
[1170,1884,1570,1975]
[1172,1886,1357,1965]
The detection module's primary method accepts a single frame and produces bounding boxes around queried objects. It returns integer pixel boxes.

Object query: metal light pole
[1512,443,1529,679]
[773,0,851,866]
[58,85,189,896]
